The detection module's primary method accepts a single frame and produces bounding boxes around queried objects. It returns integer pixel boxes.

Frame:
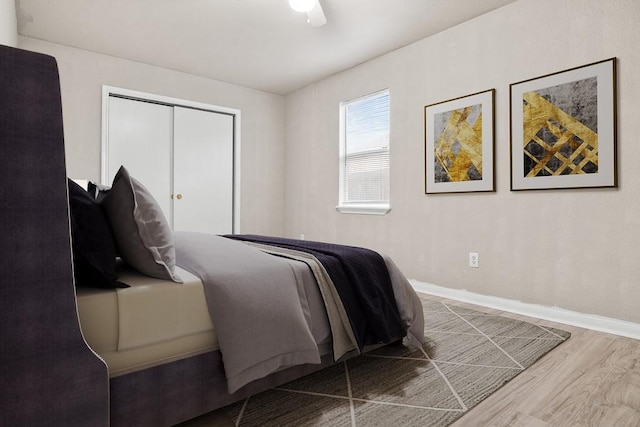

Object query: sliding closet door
[173,106,234,234]
[106,97,173,218]
[104,88,238,234]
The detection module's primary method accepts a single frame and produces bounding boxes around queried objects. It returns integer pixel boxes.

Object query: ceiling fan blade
[307,0,327,27]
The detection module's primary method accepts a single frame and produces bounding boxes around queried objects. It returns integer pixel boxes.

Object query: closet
[102,87,240,234]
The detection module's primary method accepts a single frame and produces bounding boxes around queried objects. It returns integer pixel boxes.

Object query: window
[338,89,390,215]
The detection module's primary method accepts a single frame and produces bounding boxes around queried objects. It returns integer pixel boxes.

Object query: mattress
[76,262,216,377]
[76,258,332,378]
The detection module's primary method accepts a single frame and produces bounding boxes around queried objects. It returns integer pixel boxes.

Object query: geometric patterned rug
[186,297,570,426]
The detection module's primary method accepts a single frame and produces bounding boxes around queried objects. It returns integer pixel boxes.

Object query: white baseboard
[410,279,640,341]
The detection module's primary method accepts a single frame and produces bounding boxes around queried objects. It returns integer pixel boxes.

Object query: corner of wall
[1,0,18,47]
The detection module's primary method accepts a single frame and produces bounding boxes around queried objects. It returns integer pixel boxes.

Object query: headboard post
[0,44,109,426]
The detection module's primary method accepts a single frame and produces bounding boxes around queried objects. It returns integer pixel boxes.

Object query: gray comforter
[174,232,424,393]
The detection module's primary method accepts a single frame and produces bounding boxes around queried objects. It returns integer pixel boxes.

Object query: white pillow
[101,166,182,282]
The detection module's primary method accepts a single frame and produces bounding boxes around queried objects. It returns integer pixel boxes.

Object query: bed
[0,44,424,426]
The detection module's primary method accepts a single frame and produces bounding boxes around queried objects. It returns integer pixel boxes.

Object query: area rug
[210,297,570,426]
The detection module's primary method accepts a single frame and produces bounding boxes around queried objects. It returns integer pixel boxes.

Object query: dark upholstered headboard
[0,44,109,425]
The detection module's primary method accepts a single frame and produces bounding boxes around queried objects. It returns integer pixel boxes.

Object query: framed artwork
[424,89,495,194]
[510,58,617,190]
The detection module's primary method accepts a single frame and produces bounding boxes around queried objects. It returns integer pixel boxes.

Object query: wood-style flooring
[425,294,640,427]
[180,293,640,426]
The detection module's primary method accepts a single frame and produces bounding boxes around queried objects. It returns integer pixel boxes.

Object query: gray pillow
[101,166,182,282]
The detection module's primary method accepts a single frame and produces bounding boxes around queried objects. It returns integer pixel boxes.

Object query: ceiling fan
[289,0,327,27]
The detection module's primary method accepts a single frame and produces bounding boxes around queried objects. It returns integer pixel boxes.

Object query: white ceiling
[16,0,516,95]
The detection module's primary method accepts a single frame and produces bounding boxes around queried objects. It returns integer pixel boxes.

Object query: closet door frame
[101,85,241,233]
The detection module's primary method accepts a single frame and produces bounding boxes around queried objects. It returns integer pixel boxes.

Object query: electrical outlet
[469,252,479,268]
[299,233,305,240]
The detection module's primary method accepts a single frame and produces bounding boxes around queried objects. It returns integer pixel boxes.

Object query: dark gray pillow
[101,166,182,282]
[67,179,128,288]
[87,181,111,201]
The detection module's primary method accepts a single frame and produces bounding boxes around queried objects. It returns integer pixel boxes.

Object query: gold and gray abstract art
[522,77,598,178]
[433,105,483,183]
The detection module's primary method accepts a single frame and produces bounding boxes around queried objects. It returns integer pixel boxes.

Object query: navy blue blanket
[224,235,405,350]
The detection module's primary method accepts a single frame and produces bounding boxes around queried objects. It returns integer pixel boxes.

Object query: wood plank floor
[423,293,640,427]
[182,293,640,426]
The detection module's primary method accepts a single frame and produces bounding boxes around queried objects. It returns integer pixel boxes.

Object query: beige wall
[283,0,640,323]
[18,37,286,236]
[0,0,17,46]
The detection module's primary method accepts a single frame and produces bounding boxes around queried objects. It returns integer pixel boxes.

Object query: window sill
[336,204,391,215]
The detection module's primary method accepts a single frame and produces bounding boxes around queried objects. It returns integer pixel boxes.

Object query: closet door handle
[176,194,183,200]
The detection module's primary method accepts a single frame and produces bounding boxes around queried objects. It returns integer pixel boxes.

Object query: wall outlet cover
[469,252,479,268]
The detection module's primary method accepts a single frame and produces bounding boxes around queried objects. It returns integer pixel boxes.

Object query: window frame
[337,89,391,215]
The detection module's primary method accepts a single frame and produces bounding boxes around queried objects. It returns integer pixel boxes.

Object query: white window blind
[339,90,390,214]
